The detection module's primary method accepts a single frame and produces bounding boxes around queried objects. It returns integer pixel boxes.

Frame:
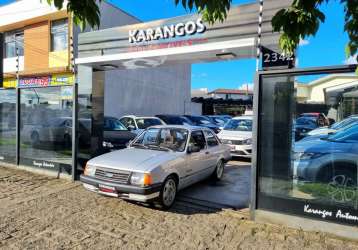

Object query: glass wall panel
[0,89,16,164]
[257,73,358,226]
[19,86,73,174]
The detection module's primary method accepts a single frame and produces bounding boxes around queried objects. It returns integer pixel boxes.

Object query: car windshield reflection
[132,128,188,152]
[223,119,252,131]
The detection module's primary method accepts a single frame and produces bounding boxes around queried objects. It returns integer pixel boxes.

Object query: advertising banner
[3,73,75,88]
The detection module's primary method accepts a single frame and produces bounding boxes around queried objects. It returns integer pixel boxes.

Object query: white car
[217,116,252,158]
[80,125,231,209]
[119,115,165,134]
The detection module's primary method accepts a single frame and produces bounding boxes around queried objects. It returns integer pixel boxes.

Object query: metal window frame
[250,64,358,219]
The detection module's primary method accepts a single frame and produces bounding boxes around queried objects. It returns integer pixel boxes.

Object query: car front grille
[222,139,245,145]
[95,167,130,184]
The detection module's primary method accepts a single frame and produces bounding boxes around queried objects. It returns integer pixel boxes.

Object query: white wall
[104,64,191,118]
[3,57,24,73]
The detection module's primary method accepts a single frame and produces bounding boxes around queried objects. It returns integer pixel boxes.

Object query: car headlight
[84,164,96,176]
[243,138,252,145]
[130,172,153,186]
[221,139,232,145]
[103,141,114,148]
[294,152,325,161]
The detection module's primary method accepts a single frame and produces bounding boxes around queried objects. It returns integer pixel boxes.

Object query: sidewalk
[0,166,357,250]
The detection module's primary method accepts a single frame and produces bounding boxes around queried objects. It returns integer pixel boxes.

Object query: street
[0,166,357,250]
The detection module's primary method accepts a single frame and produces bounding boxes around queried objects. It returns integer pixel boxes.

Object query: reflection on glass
[258,73,358,225]
[0,89,16,164]
[19,87,73,173]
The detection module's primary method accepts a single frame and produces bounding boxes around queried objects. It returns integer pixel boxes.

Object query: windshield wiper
[147,144,171,151]
[131,143,149,149]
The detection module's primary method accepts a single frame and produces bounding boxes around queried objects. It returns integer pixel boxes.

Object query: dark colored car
[206,115,231,126]
[156,115,194,126]
[294,117,319,141]
[103,116,137,151]
[184,115,221,133]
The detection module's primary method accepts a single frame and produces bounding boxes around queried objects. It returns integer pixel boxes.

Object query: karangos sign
[129,18,206,44]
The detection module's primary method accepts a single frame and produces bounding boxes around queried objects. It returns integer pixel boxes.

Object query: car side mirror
[187,143,201,154]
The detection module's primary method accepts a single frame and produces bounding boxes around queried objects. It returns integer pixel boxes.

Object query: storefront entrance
[252,65,358,234]
[0,85,74,175]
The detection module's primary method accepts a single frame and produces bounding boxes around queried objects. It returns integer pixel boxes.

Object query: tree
[48,0,357,61]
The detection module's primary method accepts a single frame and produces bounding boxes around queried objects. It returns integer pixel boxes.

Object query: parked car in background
[293,124,358,185]
[184,115,221,133]
[156,115,193,126]
[119,115,165,134]
[299,112,330,126]
[102,116,137,152]
[22,117,91,147]
[294,116,319,141]
[306,115,358,137]
[206,115,230,127]
[217,116,253,158]
[80,125,231,209]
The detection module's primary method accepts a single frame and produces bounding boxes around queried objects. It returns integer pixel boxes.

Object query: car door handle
[205,151,210,155]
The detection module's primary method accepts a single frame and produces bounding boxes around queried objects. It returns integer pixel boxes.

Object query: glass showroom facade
[253,65,358,227]
[0,84,74,175]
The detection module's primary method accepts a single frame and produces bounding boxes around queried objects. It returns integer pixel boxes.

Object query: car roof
[148,125,211,131]
[121,115,161,119]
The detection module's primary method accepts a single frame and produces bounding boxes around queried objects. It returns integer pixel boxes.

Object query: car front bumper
[226,144,252,158]
[80,175,162,202]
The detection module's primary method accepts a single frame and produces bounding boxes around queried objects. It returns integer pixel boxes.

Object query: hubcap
[163,179,176,207]
[217,161,224,179]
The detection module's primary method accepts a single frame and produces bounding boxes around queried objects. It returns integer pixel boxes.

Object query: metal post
[0,33,3,87]
[71,83,78,181]
[255,0,263,72]
[15,47,20,165]
[70,35,78,181]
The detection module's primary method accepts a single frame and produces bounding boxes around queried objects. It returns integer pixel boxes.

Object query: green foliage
[174,0,232,24]
[45,0,102,30]
[271,0,358,62]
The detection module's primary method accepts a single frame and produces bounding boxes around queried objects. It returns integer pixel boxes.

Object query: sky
[0,0,356,90]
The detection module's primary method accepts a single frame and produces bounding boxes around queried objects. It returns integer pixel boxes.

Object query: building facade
[0,0,139,89]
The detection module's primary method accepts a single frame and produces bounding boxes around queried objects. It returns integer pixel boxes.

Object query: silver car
[80,125,231,209]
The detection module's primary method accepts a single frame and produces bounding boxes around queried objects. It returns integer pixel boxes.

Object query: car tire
[158,176,177,210]
[211,160,225,181]
[31,132,40,146]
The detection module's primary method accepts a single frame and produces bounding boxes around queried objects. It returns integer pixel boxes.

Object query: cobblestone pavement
[0,166,358,250]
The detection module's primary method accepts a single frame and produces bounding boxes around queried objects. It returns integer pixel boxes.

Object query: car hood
[88,147,178,172]
[307,127,335,136]
[294,139,353,154]
[217,130,252,140]
[103,130,136,143]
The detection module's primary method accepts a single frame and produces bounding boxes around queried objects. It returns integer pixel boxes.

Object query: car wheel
[158,176,177,210]
[31,132,40,146]
[211,160,225,181]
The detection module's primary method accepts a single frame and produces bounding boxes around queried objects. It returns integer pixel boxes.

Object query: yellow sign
[3,73,75,88]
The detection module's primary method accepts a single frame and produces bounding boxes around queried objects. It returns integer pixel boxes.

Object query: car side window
[120,118,129,127]
[204,130,219,147]
[189,130,206,150]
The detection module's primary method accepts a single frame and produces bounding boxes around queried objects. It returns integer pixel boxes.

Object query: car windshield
[296,117,316,125]
[132,128,188,152]
[325,124,358,142]
[105,118,127,131]
[190,116,212,125]
[136,118,163,129]
[224,119,252,131]
[331,117,358,130]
